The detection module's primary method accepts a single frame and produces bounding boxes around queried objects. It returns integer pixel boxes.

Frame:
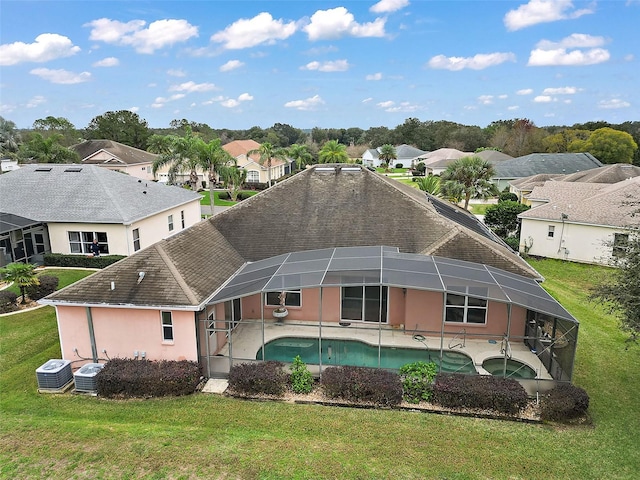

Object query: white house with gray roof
[518,177,640,264]
[362,144,426,168]
[0,164,202,260]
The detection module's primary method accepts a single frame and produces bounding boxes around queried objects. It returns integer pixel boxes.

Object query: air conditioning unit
[36,359,73,390]
[74,363,104,393]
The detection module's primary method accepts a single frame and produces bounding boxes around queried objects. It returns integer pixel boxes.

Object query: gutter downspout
[85,307,98,363]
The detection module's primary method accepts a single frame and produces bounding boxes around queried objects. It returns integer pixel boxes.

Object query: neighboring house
[42,165,579,390]
[518,177,640,264]
[510,174,565,204]
[1,158,20,173]
[492,152,602,191]
[223,139,293,184]
[473,150,513,164]
[71,140,158,181]
[417,149,512,176]
[362,144,426,168]
[0,164,202,258]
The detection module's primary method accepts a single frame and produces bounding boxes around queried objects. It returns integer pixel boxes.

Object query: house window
[168,215,174,232]
[181,210,185,229]
[266,290,301,307]
[445,293,487,325]
[68,231,108,255]
[341,286,387,323]
[224,298,241,335]
[161,311,174,341]
[613,233,629,257]
[246,170,259,183]
[547,226,555,238]
[133,228,140,252]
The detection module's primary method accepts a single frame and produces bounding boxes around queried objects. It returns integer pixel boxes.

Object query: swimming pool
[482,357,537,379]
[256,337,477,374]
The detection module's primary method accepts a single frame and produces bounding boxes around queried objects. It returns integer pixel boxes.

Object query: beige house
[223,139,291,184]
[71,140,158,181]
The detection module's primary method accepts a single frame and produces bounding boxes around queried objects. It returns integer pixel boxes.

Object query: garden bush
[400,361,437,404]
[290,355,314,394]
[95,358,201,398]
[499,192,519,203]
[540,383,589,421]
[44,253,125,269]
[217,191,254,201]
[26,274,59,300]
[228,361,288,397]
[432,373,528,415]
[0,290,18,313]
[320,365,403,407]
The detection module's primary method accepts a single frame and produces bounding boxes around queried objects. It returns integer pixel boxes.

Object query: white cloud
[376,100,395,108]
[30,68,91,84]
[93,57,119,67]
[536,33,607,50]
[167,69,186,77]
[370,0,410,14]
[86,18,198,54]
[302,59,349,72]
[26,95,46,108]
[504,0,594,31]
[528,47,609,66]
[478,95,494,105]
[238,93,253,101]
[498,94,508,99]
[542,86,579,95]
[129,107,139,113]
[284,94,325,110]
[211,12,297,49]
[221,99,240,108]
[304,7,386,41]
[366,72,383,80]
[598,98,631,109]
[517,88,534,95]
[220,60,245,72]
[169,81,217,93]
[507,105,520,111]
[362,97,373,103]
[0,33,80,66]
[533,95,554,103]
[427,52,516,70]
[152,93,186,107]
[383,101,419,113]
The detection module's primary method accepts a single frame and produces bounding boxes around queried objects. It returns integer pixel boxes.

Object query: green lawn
[1,260,638,479]
[200,190,259,207]
[3,268,95,296]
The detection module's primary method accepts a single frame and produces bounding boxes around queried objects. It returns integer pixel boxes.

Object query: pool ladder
[448,329,466,349]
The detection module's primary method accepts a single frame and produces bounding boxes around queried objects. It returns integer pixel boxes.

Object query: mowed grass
[200,190,259,207]
[3,268,96,297]
[1,260,639,479]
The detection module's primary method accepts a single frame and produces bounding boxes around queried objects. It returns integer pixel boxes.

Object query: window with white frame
[133,228,141,252]
[246,170,259,183]
[445,293,487,324]
[68,231,109,254]
[161,311,174,341]
[266,290,301,307]
[168,214,174,231]
[547,226,555,238]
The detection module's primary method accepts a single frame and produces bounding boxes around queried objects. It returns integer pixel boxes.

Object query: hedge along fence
[320,365,403,407]
[44,253,125,269]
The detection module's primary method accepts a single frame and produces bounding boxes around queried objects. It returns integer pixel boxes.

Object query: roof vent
[74,363,104,394]
[137,271,145,284]
[36,359,73,391]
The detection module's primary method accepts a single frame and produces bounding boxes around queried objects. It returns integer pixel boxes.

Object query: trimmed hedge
[217,191,254,201]
[26,274,59,301]
[44,253,125,269]
[228,361,288,397]
[433,373,528,415]
[95,358,201,398]
[320,365,403,407]
[541,383,589,421]
[0,291,18,313]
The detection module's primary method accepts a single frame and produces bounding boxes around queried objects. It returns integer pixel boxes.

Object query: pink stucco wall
[56,305,197,364]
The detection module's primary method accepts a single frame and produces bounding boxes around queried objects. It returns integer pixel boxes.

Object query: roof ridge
[154,243,200,305]
[93,167,131,222]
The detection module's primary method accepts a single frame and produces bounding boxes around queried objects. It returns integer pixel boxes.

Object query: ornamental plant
[290,355,313,394]
[399,361,437,404]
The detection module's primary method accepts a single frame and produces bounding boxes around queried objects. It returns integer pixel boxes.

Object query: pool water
[256,337,476,374]
[482,358,537,379]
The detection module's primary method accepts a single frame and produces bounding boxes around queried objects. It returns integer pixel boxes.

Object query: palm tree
[378,144,397,169]
[288,143,313,170]
[416,175,441,195]
[439,156,496,210]
[17,132,79,163]
[196,138,233,216]
[0,116,21,157]
[247,142,288,187]
[318,140,349,164]
[151,127,201,191]
[220,164,247,201]
[0,262,39,303]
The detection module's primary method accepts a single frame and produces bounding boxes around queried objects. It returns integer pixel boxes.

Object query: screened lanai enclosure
[199,246,578,392]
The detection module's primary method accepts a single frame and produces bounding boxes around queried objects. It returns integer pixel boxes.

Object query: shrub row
[432,373,529,414]
[0,291,18,313]
[44,253,125,269]
[320,365,403,407]
[540,383,589,421]
[96,358,201,398]
[217,191,254,201]
[26,274,59,301]
[228,361,289,396]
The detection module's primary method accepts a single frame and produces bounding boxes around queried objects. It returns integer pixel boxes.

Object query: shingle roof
[559,163,640,184]
[44,164,540,309]
[394,144,426,159]
[222,139,261,159]
[417,148,470,165]
[494,152,602,179]
[474,150,513,163]
[0,164,201,224]
[519,177,640,228]
[71,140,158,166]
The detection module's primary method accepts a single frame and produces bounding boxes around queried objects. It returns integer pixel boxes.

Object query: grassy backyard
[1,260,639,479]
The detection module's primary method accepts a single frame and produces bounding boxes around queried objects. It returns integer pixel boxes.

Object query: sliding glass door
[341,286,387,323]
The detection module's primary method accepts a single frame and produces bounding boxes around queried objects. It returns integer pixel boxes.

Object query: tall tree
[196,137,233,216]
[32,116,77,146]
[0,116,21,157]
[318,140,349,164]
[0,262,39,303]
[378,144,397,168]
[17,133,79,163]
[288,144,313,170]
[247,142,289,187]
[151,128,201,191]
[484,200,530,240]
[86,110,151,150]
[440,156,496,210]
[219,165,247,202]
[570,127,638,164]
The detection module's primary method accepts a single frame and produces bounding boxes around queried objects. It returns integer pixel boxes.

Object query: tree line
[1,111,638,166]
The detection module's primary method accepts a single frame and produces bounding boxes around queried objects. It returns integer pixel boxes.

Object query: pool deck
[215,319,553,380]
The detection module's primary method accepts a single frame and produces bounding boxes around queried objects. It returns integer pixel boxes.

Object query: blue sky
[1,0,638,130]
